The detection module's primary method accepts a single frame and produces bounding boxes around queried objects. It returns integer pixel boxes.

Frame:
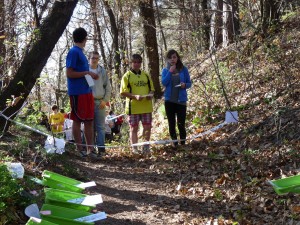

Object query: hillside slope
[153,10,300,148]
[1,9,300,225]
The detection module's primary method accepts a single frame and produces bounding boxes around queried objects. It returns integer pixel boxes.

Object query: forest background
[0,0,300,224]
[1,0,297,127]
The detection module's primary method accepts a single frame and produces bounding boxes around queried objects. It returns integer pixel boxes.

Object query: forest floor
[1,114,300,225]
[1,9,300,225]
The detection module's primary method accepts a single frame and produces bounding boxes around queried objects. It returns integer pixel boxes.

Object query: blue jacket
[161,66,192,102]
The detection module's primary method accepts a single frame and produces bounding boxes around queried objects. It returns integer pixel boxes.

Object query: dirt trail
[70,155,202,225]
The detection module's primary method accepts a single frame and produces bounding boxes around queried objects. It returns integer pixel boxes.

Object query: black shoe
[171,142,178,149]
[89,150,101,159]
[77,150,88,158]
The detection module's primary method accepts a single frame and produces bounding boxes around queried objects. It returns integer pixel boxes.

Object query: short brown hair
[51,105,58,111]
[89,51,100,58]
[131,54,142,62]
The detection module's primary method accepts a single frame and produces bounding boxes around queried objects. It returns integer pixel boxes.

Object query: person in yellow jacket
[49,105,64,133]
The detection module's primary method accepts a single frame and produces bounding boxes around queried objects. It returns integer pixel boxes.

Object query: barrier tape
[0,110,236,150]
[0,112,49,137]
[131,121,228,147]
[107,114,125,121]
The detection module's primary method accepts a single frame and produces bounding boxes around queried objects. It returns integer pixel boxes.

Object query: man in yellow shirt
[120,54,155,155]
[49,105,64,133]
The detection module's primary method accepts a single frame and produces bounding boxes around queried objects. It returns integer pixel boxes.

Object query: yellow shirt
[49,112,64,133]
[120,70,155,115]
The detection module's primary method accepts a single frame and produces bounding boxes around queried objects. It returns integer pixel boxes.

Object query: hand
[169,65,176,73]
[146,93,154,100]
[180,82,186,88]
[88,71,99,80]
[134,95,144,101]
[99,101,106,109]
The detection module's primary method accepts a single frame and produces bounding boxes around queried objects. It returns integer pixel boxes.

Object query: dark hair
[51,105,58,111]
[166,49,184,71]
[131,54,142,62]
[89,51,100,58]
[109,111,113,115]
[73,28,87,43]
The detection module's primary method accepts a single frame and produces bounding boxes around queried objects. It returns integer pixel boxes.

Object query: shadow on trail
[99,200,138,215]
[95,216,146,225]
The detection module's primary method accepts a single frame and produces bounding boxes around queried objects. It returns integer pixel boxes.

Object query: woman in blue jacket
[161,49,192,148]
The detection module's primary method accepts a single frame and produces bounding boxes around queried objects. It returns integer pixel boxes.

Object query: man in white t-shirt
[89,51,111,157]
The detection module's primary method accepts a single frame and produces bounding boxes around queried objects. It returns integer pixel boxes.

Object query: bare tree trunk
[118,3,127,76]
[89,0,107,67]
[127,10,132,61]
[55,50,67,109]
[139,0,162,98]
[179,0,184,52]
[0,0,5,83]
[232,0,240,36]
[103,0,121,78]
[261,0,281,36]
[210,0,223,49]
[4,0,17,86]
[0,0,78,132]
[216,0,223,47]
[222,0,240,46]
[202,0,210,50]
[154,0,167,51]
[222,0,233,47]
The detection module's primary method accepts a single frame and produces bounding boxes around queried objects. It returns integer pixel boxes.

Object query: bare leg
[72,121,83,151]
[130,125,139,144]
[83,120,94,154]
[142,124,151,141]
[142,124,151,153]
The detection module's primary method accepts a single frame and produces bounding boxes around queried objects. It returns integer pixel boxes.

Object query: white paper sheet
[76,181,96,188]
[225,111,238,123]
[44,136,65,154]
[67,194,103,205]
[74,212,107,222]
[85,74,95,87]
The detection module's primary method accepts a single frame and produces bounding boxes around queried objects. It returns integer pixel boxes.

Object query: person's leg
[165,101,178,146]
[83,120,94,154]
[107,133,113,143]
[72,120,83,152]
[130,125,139,144]
[128,114,139,153]
[176,104,187,145]
[142,125,151,141]
[141,113,152,153]
[141,124,151,153]
[94,101,106,153]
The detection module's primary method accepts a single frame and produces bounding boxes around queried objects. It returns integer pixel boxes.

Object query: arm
[98,70,112,109]
[121,92,144,101]
[103,69,112,102]
[120,73,143,100]
[161,68,172,86]
[66,68,98,79]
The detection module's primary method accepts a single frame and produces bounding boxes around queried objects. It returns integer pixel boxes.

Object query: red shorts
[70,93,94,122]
[128,113,152,127]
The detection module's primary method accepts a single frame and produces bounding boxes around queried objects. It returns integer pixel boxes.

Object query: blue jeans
[94,100,106,152]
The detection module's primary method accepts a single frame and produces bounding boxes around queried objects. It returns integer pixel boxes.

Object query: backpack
[115,116,123,125]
